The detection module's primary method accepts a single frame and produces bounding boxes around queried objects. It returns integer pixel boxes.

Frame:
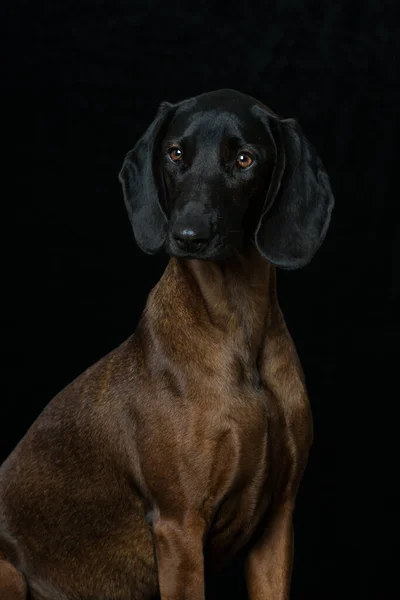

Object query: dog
[0,88,334,599]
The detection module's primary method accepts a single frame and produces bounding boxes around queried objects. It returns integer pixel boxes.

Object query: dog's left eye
[236,151,254,169]
[168,146,183,162]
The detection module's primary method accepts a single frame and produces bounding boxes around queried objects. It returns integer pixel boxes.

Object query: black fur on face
[119,89,334,269]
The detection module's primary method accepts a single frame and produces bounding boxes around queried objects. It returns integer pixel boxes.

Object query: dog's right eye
[167,146,183,162]
[236,151,254,170]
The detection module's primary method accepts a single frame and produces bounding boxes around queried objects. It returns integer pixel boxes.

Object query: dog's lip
[165,236,233,260]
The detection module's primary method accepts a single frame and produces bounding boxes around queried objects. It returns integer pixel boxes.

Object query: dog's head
[119,89,334,269]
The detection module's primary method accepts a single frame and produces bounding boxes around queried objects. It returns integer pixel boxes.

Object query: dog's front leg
[153,514,205,600]
[244,504,294,600]
[0,559,27,600]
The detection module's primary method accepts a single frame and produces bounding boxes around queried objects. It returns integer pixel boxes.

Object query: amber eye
[168,146,183,162]
[236,151,254,169]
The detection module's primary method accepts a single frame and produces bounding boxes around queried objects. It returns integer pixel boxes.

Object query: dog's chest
[139,382,272,532]
[204,392,273,550]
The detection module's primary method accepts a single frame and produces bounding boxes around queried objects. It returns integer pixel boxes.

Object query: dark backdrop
[3,1,398,599]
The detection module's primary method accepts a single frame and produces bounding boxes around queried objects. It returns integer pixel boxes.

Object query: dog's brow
[170,112,247,150]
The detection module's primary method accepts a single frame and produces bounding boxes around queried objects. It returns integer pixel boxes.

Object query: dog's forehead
[168,103,262,144]
[169,109,246,137]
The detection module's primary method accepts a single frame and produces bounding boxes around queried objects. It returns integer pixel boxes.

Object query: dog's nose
[172,220,212,252]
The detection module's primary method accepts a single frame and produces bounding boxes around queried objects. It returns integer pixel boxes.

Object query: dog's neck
[142,244,280,375]
[181,244,274,347]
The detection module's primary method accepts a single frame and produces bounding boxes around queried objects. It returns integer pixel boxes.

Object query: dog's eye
[168,146,183,162]
[236,152,254,169]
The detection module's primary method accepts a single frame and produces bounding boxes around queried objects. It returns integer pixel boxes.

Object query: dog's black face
[161,101,275,260]
[119,89,334,269]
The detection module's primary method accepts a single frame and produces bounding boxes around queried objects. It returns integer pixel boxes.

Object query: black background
[3,1,399,598]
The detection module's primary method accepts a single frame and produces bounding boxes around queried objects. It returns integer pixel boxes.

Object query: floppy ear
[253,105,334,269]
[118,102,174,254]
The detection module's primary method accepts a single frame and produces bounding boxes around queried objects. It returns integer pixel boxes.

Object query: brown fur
[0,244,312,599]
[1,85,335,598]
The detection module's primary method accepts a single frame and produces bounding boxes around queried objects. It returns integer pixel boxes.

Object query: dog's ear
[253,105,334,269]
[118,101,174,254]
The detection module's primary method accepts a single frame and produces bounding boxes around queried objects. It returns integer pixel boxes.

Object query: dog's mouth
[165,233,241,261]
